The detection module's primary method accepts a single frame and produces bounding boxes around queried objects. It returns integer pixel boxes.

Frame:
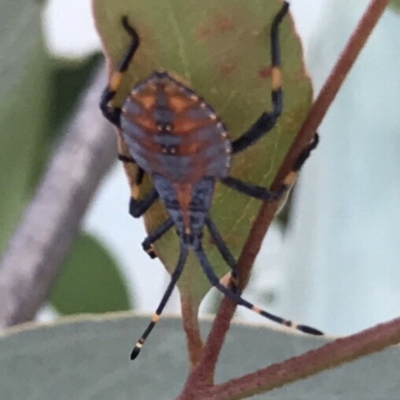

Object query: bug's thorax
[152,173,215,245]
[120,71,232,183]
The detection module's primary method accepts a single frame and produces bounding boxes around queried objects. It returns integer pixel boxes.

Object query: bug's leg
[100,17,140,128]
[205,217,238,290]
[231,2,288,154]
[116,146,150,215]
[117,154,135,163]
[131,246,188,360]
[222,133,319,201]
[221,177,286,201]
[142,218,174,259]
[194,242,323,336]
[118,153,146,200]
[117,145,159,220]
[129,189,159,218]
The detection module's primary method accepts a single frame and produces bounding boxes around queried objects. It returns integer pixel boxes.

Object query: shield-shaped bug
[100,1,321,360]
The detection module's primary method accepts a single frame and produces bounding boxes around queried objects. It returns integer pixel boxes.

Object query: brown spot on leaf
[197,24,212,40]
[259,66,272,79]
[196,15,235,40]
[220,62,237,76]
[217,16,234,33]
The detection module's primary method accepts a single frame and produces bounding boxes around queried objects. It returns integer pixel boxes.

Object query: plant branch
[206,316,400,400]
[181,296,204,369]
[0,64,116,329]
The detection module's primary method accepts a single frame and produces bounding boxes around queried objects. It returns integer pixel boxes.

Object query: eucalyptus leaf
[93,0,312,307]
[49,233,131,315]
[0,315,399,399]
[390,0,400,13]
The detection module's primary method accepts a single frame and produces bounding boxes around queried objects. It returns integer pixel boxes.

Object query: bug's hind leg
[100,17,140,127]
[130,247,188,360]
[231,2,289,154]
[205,217,239,290]
[222,133,319,201]
[141,218,174,259]
[194,242,323,336]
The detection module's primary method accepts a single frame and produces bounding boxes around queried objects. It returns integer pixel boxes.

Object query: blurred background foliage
[0,0,130,316]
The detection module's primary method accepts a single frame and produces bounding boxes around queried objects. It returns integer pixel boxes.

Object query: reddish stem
[206,316,400,400]
[181,296,204,369]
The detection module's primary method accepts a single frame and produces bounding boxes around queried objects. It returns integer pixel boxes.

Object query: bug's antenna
[194,243,323,336]
[130,246,188,360]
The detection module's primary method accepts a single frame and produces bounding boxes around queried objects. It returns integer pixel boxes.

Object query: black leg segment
[117,154,135,163]
[129,188,158,218]
[194,242,323,336]
[118,153,145,188]
[231,2,289,154]
[221,176,286,201]
[142,218,174,259]
[100,17,140,128]
[131,246,188,360]
[205,217,238,283]
[224,133,319,201]
[293,133,319,172]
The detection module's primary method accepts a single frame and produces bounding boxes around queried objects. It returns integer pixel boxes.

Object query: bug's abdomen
[120,72,231,182]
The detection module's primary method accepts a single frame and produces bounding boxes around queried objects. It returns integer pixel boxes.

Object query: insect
[100,1,321,360]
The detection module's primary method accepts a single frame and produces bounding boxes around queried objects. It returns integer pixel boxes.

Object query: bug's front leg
[99,17,140,128]
[230,2,289,154]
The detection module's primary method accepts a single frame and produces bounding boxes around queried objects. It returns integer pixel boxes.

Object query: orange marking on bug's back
[178,141,207,156]
[169,93,198,114]
[173,115,213,135]
[164,81,199,113]
[133,114,159,133]
[131,88,157,110]
[131,132,165,156]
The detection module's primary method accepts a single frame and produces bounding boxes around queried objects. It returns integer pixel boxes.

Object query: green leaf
[93,0,312,306]
[49,233,131,315]
[0,1,49,255]
[1,315,399,399]
[390,0,400,13]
